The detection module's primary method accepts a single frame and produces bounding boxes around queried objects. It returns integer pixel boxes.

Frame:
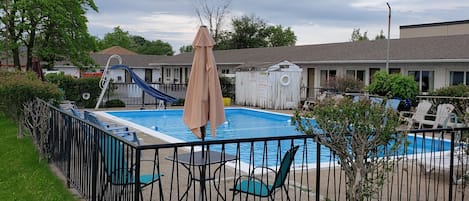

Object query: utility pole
[386,2,391,73]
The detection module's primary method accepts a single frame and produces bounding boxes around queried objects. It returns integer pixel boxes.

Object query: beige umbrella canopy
[183,26,226,139]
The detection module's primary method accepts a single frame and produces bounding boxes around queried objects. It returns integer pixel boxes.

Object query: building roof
[91,53,167,68]
[400,20,469,29]
[98,46,138,55]
[153,34,469,66]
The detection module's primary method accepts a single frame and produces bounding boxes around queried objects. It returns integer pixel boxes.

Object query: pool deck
[91,105,468,200]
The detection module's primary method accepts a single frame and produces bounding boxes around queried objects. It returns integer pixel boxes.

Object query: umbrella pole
[200,126,206,201]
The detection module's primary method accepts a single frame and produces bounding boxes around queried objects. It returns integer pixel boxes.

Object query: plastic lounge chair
[370,97,383,105]
[231,145,300,201]
[99,134,163,200]
[420,104,456,129]
[84,111,140,144]
[385,98,401,111]
[400,100,432,129]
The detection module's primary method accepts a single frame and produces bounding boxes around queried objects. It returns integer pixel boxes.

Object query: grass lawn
[0,114,77,201]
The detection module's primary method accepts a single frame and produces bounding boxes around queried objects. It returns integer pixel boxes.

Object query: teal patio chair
[99,134,163,200]
[231,145,300,201]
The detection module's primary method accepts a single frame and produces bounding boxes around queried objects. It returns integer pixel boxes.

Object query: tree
[99,26,133,50]
[215,15,297,50]
[193,0,232,44]
[1,0,98,70]
[293,98,404,201]
[179,45,193,53]
[375,30,386,40]
[350,28,369,41]
[266,25,296,47]
[136,40,174,56]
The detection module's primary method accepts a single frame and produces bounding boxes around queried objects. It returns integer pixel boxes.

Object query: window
[145,69,152,82]
[449,71,469,86]
[279,65,289,69]
[165,68,171,77]
[222,69,230,74]
[369,68,380,83]
[408,70,434,92]
[320,70,336,89]
[346,70,365,81]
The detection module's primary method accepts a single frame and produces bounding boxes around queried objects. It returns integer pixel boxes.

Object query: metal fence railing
[45,103,469,201]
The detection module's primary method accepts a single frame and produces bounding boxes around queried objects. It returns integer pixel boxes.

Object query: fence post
[316,136,321,201]
[91,128,98,201]
[448,130,455,201]
[135,148,142,201]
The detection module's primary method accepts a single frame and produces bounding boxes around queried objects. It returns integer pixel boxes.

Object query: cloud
[86,0,469,52]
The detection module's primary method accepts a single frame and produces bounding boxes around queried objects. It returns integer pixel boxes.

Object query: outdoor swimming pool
[97,108,452,167]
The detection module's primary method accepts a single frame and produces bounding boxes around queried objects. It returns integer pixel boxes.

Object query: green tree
[293,98,404,201]
[266,25,296,47]
[216,15,296,50]
[350,28,369,41]
[136,40,174,56]
[375,30,386,40]
[1,0,98,70]
[99,26,133,50]
[230,15,269,49]
[179,45,193,53]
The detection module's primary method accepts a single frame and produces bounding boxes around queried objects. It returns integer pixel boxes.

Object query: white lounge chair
[400,100,432,129]
[420,104,456,129]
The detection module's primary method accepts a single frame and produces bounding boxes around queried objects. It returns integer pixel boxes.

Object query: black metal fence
[103,83,187,107]
[46,103,469,201]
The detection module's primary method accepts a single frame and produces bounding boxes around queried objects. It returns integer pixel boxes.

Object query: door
[308,68,315,98]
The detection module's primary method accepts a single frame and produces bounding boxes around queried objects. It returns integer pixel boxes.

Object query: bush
[0,71,62,125]
[335,75,365,93]
[367,71,418,99]
[171,98,185,106]
[46,74,103,108]
[105,99,126,108]
[431,84,469,97]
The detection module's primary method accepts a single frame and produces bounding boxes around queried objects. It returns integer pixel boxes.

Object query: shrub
[171,98,185,106]
[0,71,62,136]
[367,71,418,99]
[335,75,365,93]
[46,74,103,108]
[105,99,126,108]
[431,84,469,97]
[219,75,235,100]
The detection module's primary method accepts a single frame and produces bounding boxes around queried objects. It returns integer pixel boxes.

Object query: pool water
[102,108,452,167]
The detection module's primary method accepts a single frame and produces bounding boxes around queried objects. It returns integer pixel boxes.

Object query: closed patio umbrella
[183,25,225,139]
[182,25,226,201]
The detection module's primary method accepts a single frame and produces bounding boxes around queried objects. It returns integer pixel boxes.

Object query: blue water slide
[110,64,177,103]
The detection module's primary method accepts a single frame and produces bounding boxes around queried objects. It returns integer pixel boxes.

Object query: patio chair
[385,98,401,111]
[84,111,140,144]
[99,134,164,200]
[231,145,300,201]
[400,100,432,129]
[419,103,456,129]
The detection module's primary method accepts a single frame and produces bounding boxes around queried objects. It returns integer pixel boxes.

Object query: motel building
[50,20,469,101]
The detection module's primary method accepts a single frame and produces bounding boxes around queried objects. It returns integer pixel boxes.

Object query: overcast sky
[86,0,469,54]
